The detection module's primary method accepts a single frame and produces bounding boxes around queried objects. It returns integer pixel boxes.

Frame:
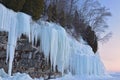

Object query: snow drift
[0,3,105,78]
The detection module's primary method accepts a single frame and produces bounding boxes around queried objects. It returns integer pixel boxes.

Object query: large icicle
[0,4,31,75]
[7,13,17,75]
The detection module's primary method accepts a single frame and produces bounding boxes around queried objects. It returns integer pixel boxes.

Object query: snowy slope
[0,3,106,79]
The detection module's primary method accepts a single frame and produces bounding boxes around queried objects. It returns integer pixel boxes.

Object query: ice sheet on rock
[69,37,105,76]
[0,3,106,77]
[0,4,13,31]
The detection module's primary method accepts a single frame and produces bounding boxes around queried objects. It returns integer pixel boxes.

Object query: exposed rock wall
[0,31,60,78]
[0,31,8,72]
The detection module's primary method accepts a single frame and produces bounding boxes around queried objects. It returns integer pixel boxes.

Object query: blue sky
[99,0,120,72]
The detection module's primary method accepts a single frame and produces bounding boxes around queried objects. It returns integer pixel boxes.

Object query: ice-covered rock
[0,3,105,77]
[68,37,105,76]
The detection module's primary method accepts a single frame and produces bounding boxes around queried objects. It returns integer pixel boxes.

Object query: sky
[98,0,120,72]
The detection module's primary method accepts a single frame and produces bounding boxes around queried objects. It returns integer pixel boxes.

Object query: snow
[0,3,106,79]
[0,69,120,80]
[0,69,43,80]
[49,72,119,80]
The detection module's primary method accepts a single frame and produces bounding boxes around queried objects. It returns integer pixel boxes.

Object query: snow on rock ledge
[0,3,105,77]
[0,68,39,80]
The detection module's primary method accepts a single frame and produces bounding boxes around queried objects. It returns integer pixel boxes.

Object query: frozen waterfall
[0,3,105,76]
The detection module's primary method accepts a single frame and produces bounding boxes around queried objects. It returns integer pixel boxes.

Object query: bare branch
[98,32,112,43]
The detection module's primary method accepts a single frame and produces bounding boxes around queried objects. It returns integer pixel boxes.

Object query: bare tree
[78,0,111,41]
[68,0,78,14]
[98,32,112,43]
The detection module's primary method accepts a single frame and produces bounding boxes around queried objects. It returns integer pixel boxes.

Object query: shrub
[22,0,44,20]
[82,26,98,53]
[47,4,58,22]
[1,0,44,20]
[58,10,66,27]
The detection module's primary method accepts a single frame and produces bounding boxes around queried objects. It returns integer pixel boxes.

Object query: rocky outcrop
[0,31,8,72]
[0,31,60,78]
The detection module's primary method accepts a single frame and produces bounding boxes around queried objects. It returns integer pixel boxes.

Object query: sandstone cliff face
[0,31,60,78]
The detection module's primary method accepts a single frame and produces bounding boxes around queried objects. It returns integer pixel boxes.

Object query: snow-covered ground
[0,69,120,80]
[51,72,120,80]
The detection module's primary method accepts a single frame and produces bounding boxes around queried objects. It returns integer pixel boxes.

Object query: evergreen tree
[22,0,44,20]
[51,4,57,22]
[1,0,44,20]
[1,0,26,11]
[47,4,57,22]
[47,4,53,21]
[59,10,66,27]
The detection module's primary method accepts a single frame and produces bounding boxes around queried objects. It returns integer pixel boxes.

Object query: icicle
[16,12,31,40]
[8,13,17,75]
